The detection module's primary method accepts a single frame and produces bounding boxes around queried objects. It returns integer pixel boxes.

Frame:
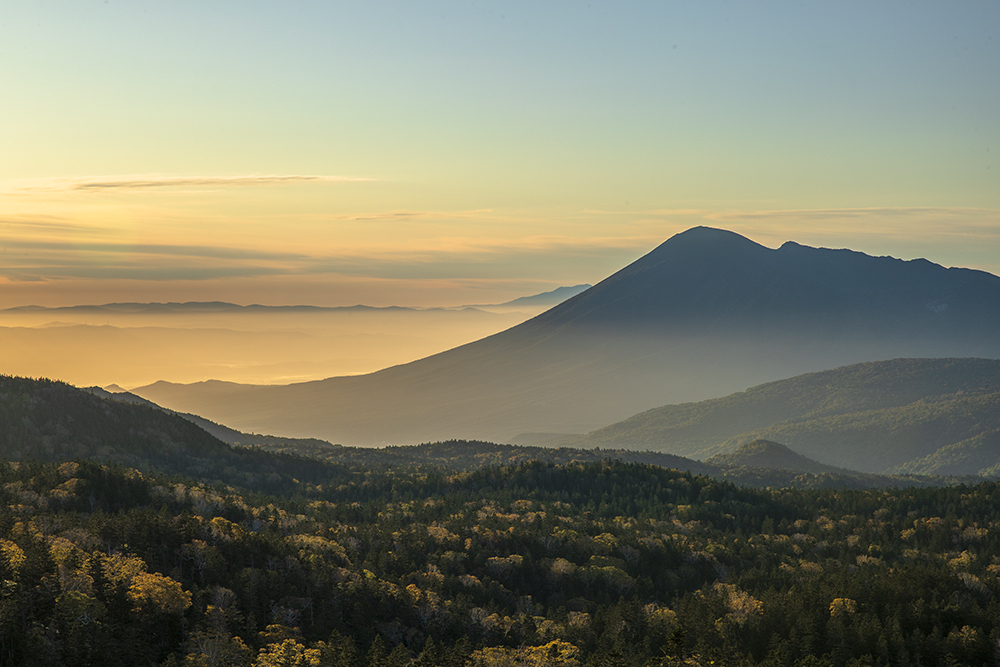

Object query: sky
[1,0,999,308]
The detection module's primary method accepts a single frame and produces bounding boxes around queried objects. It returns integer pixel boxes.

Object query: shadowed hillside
[133,228,1000,445]
[0,375,351,494]
[549,358,1000,475]
[3,375,973,491]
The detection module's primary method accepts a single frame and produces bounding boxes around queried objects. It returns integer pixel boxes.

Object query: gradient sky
[2,1,998,308]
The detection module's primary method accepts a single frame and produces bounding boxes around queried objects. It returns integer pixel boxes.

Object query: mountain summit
[528,226,1000,337]
[135,228,1000,445]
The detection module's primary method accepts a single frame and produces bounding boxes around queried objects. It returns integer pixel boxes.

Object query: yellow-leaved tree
[467,639,581,666]
[127,571,192,615]
[252,639,321,667]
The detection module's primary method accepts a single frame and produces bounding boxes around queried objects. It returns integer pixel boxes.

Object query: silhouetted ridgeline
[132,227,1000,445]
[0,375,352,495]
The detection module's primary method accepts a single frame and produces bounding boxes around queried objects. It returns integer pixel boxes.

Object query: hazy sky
[2,1,998,308]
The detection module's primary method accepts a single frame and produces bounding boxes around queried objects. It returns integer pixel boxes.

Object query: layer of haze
[1,1,998,388]
[0,302,541,388]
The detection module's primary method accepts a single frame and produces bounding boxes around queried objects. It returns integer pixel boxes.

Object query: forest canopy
[2,455,1000,666]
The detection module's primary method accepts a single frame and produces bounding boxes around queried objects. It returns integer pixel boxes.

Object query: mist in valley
[0,303,532,388]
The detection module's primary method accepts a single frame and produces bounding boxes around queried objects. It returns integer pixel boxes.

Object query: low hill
[131,228,1000,445]
[548,358,1000,475]
[705,439,853,475]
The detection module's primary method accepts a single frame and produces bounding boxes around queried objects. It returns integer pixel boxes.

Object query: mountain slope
[551,358,1000,475]
[86,385,339,453]
[0,375,349,493]
[132,227,1000,445]
[890,429,1000,477]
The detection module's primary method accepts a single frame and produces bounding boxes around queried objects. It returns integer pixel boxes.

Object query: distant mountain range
[1,285,592,316]
[131,227,1000,446]
[471,284,592,310]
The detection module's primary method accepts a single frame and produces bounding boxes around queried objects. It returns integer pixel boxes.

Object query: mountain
[1,286,590,317]
[547,358,1000,475]
[132,227,1000,445]
[492,284,592,308]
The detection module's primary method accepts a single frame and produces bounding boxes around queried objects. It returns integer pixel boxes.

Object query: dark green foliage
[5,373,1000,665]
[2,455,1000,666]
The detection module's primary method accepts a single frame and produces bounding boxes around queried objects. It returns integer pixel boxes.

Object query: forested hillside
[552,358,1000,475]
[0,375,353,496]
[4,456,1000,666]
[9,376,975,493]
[4,373,999,665]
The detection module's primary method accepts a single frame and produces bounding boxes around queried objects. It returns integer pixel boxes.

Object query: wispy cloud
[0,231,649,284]
[0,238,308,262]
[0,215,115,235]
[702,207,1000,224]
[6,205,994,288]
[6,174,373,194]
[328,209,498,222]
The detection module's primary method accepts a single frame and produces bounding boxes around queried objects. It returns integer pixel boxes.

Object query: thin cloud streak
[703,207,1000,223]
[0,216,116,235]
[6,174,374,194]
[327,209,499,223]
[0,238,308,262]
[619,206,1000,222]
[0,232,647,284]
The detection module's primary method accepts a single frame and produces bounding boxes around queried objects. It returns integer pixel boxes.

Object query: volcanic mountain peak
[132,228,1000,445]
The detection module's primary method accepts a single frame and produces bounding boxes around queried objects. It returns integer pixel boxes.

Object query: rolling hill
[3,374,973,490]
[546,358,1000,475]
[132,227,1000,446]
[704,439,854,475]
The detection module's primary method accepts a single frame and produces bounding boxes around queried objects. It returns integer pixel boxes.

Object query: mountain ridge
[545,357,1000,475]
[5,374,977,490]
[132,228,1000,445]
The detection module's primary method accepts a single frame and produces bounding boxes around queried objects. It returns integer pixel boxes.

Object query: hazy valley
[0,287,586,388]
